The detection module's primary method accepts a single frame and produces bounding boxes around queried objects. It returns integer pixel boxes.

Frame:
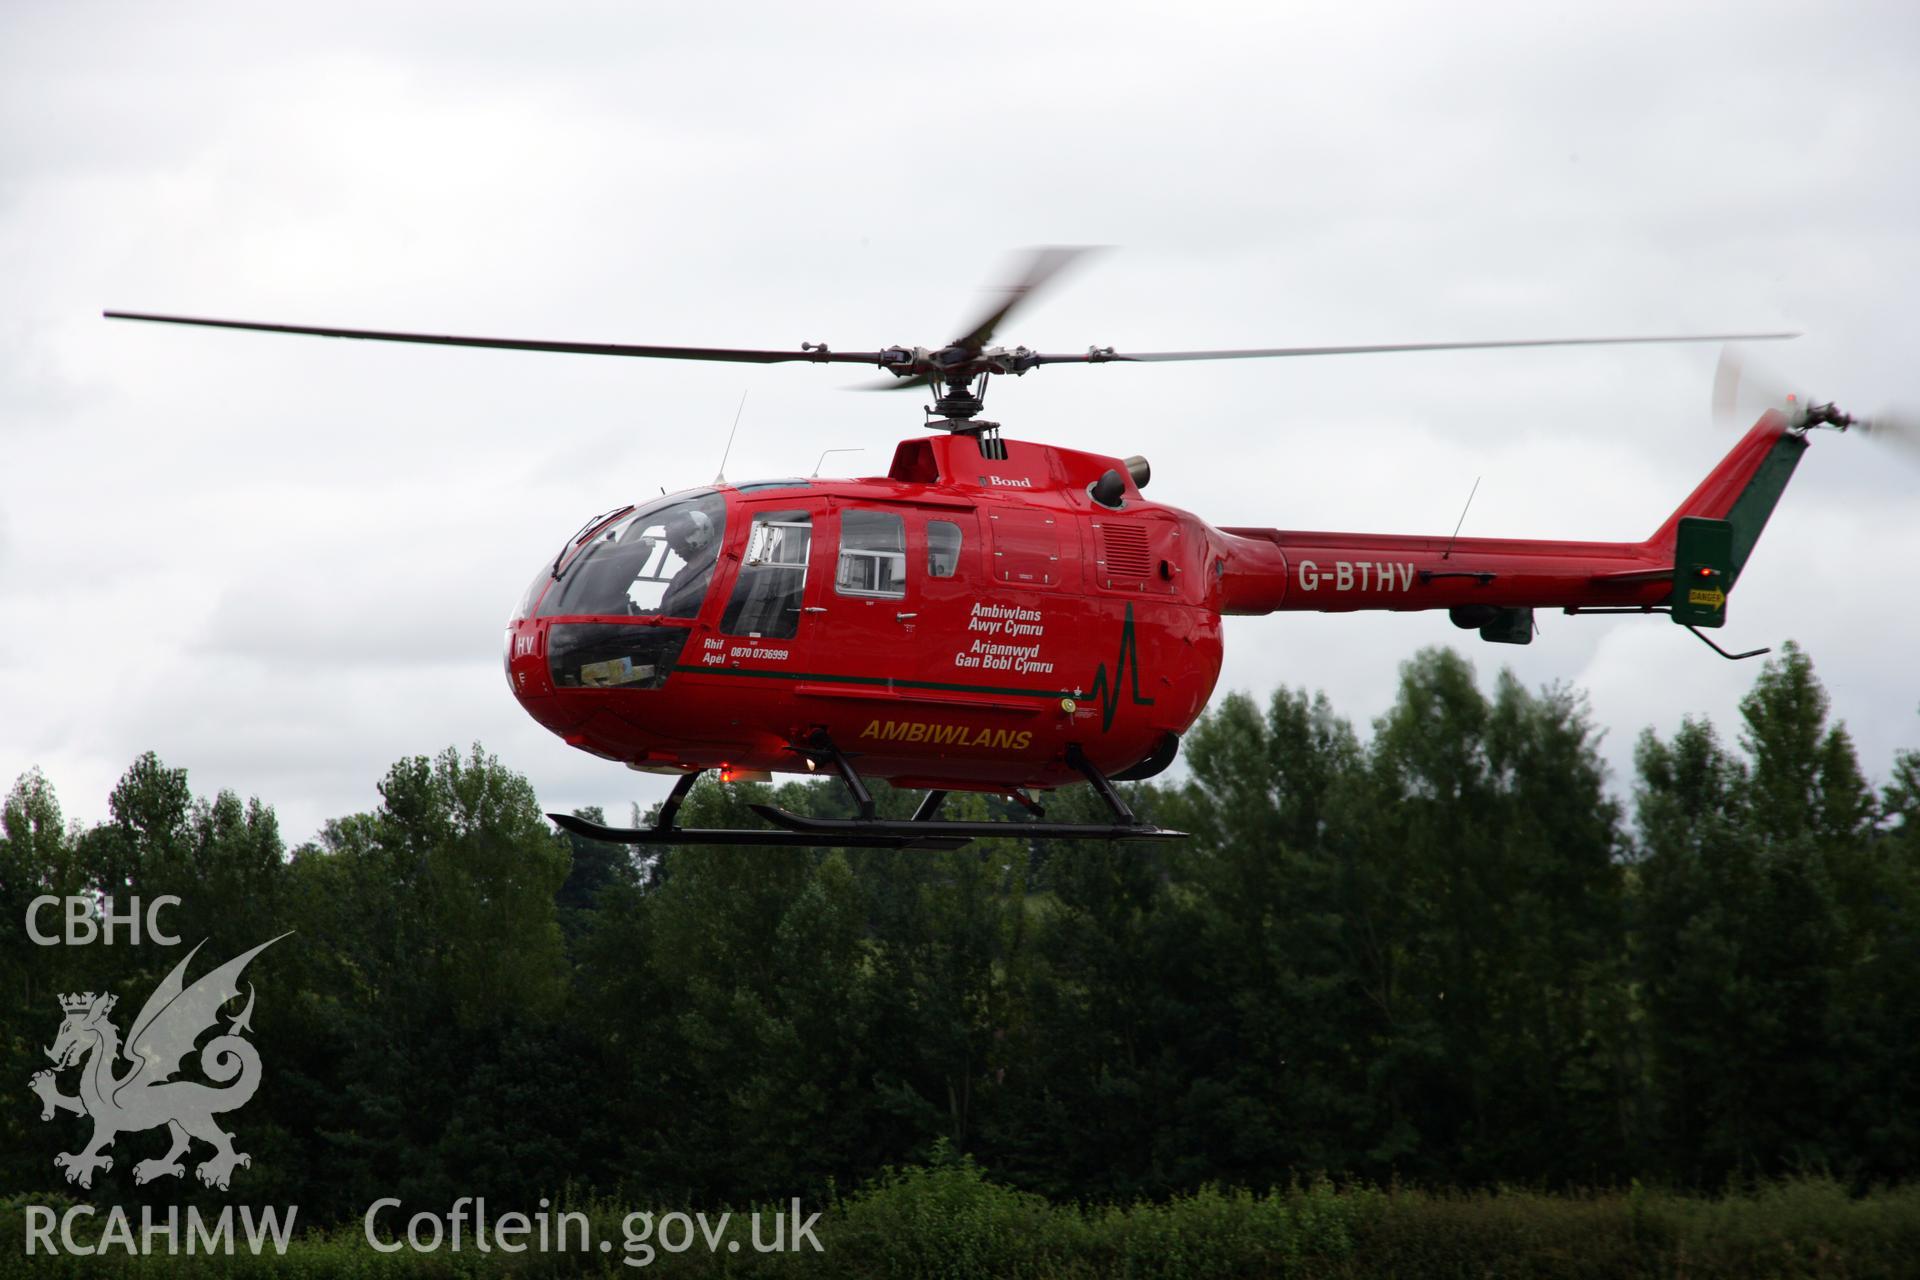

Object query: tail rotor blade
[1711,346,1915,459]
[1712,345,1746,427]
[1857,404,1920,458]
[1711,344,1795,429]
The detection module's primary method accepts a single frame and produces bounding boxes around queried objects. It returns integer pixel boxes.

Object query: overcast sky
[3,1,1916,843]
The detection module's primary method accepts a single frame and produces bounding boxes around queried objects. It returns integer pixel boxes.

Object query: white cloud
[3,0,1916,841]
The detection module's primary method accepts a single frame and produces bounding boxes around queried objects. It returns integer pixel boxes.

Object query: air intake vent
[1098,522,1153,579]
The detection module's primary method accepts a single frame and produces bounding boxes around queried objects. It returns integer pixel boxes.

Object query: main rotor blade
[103,311,890,365]
[855,372,937,392]
[952,246,1099,353]
[1033,331,1799,365]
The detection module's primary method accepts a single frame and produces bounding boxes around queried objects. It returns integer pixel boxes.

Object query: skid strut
[797,730,876,820]
[1069,743,1137,824]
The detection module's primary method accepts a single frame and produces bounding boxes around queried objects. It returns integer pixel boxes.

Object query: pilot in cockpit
[656,508,720,618]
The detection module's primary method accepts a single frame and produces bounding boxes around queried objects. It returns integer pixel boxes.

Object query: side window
[927,519,962,578]
[721,510,811,638]
[836,510,906,598]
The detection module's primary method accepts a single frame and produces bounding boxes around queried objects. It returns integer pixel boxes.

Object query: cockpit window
[721,510,811,638]
[536,490,726,619]
[557,504,634,570]
[510,566,550,623]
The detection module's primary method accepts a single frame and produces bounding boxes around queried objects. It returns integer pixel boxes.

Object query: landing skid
[548,808,972,850]
[546,741,1185,850]
[745,804,1183,846]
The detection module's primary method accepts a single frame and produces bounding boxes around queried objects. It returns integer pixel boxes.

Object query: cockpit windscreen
[536,491,727,619]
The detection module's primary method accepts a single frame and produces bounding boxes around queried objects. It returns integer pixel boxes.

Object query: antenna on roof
[1442,476,1481,561]
[714,389,748,484]
[812,447,863,477]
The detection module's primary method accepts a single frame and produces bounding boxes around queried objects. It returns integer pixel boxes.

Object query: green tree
[256,745,573,1215]
[1742,642,1875,848]
[1349,650,1630,1182]
[1008,833,1201,1198]
[578,777,899,1202]
[0,769,83,1190]
[372,744,569,1025]
[1635,644,1894,1181]
[1145,689,1385,1183]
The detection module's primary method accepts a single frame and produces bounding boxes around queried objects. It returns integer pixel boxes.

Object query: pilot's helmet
[666,508,716,555]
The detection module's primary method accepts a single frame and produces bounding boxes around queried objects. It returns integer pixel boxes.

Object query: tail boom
[1214,411,1807,618]
[1214,528,1672,615]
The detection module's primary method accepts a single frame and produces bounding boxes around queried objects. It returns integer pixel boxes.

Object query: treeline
[2,642,1917,1224]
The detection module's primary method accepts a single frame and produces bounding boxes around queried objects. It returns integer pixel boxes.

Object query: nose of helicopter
[504,617,550,700]
[519,617,692,695]
[502,490,730,765]
[504,609,702,767]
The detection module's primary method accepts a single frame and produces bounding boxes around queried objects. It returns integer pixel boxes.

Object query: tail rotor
[1713,345,1917,457]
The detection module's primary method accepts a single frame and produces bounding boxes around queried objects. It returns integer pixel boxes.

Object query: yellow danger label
[1688,588,1726,609]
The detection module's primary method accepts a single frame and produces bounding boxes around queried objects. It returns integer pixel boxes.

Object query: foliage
[4,641,1920,1254]
[5,1174,1920,1277]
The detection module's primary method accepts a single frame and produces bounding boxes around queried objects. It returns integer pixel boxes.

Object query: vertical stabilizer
[1644,410,1808,586]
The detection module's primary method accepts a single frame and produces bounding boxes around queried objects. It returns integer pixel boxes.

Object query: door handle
[803,606,828,614]
[895,612,918,621]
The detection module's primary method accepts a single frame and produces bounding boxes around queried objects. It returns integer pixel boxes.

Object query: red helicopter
[107,250,1885,849]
